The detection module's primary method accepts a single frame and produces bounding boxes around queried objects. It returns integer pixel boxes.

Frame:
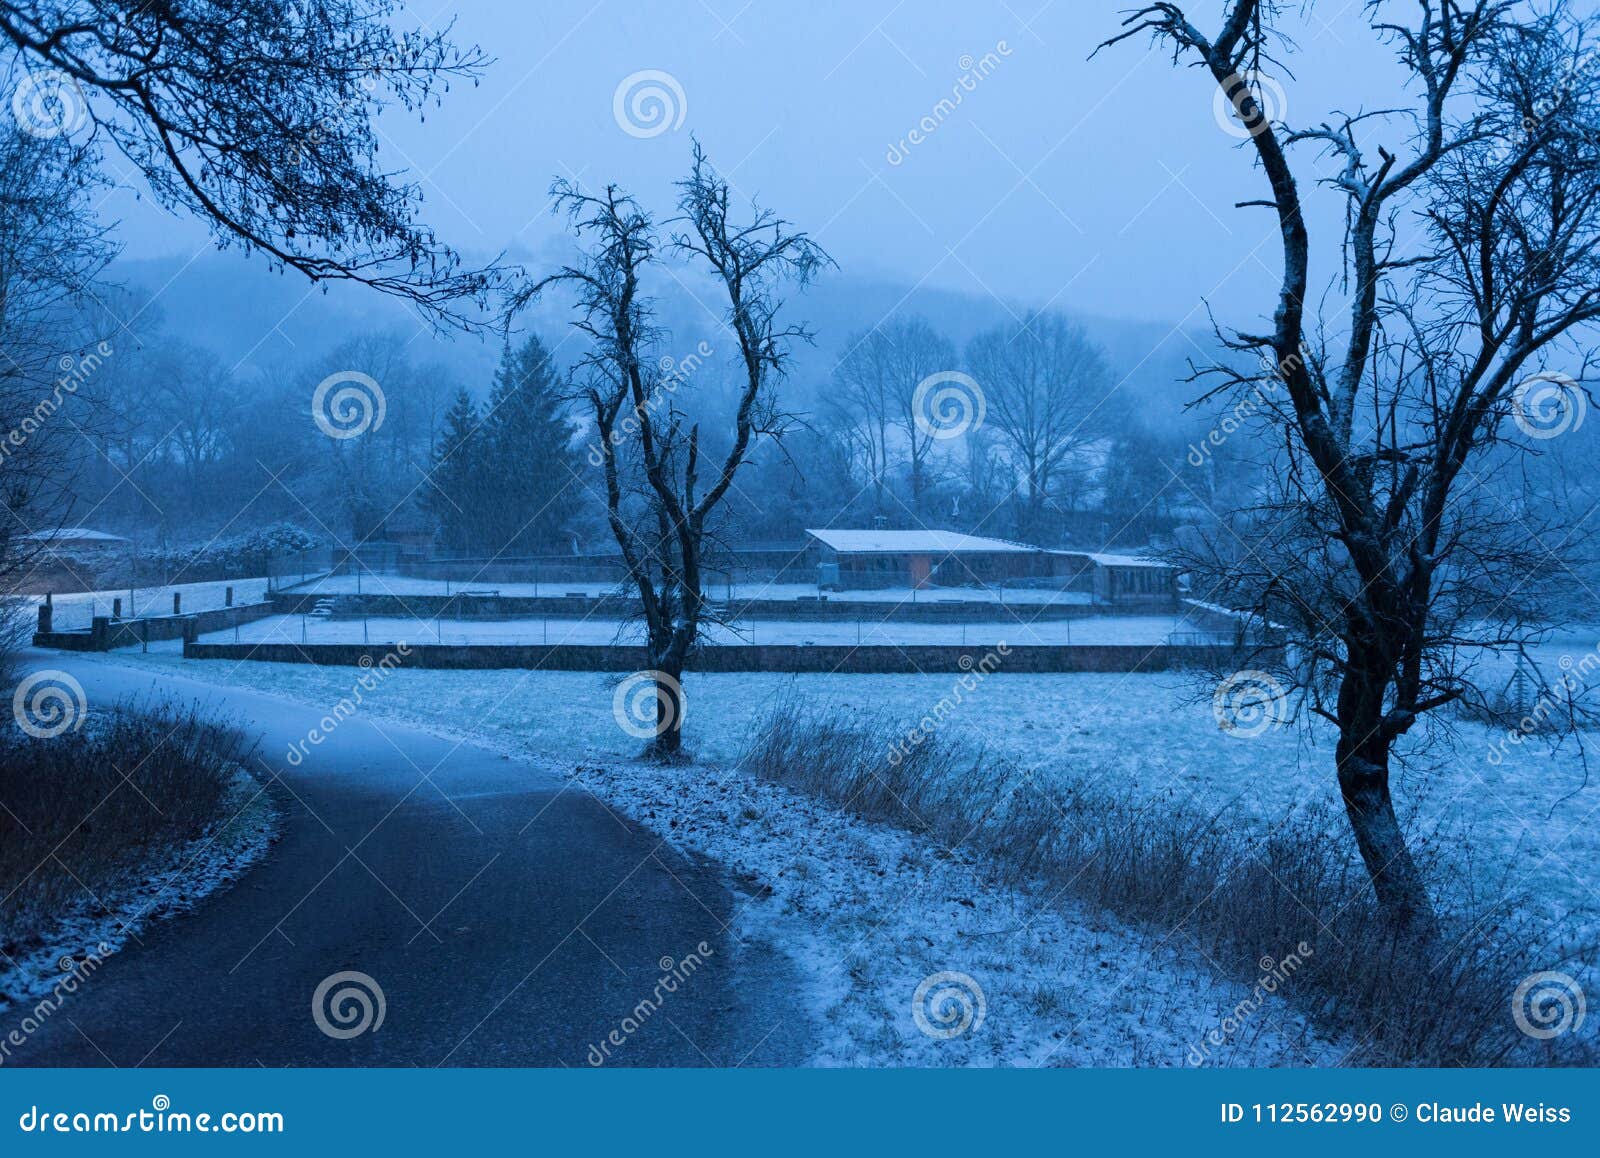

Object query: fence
[28,578,273,632]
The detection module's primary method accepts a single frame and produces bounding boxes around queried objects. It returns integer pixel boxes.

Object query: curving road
[8,651,811,1067]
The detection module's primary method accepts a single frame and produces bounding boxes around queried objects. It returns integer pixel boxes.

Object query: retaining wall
[32,601,279,651]
[181,639,1262,674]
[268,590,1188,624]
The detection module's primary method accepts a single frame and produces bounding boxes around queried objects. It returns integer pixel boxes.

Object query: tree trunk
[644,663,687,762]
[1335,665,1438,940]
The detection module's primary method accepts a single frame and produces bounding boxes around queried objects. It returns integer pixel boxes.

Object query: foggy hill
[107,251,1219,435]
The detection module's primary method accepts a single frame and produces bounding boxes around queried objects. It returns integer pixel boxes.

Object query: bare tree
[1,0,498,322]
[1104,0,1600,934]
[964,312,1114,542]
[829,316,956,517]
[0,123,112,641]
[521,144,829,758]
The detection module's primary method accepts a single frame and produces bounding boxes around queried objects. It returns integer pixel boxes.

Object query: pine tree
[480,336,578,556]
[425,387,483,553]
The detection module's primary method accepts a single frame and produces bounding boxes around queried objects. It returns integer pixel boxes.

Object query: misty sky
[100,0,1409,328]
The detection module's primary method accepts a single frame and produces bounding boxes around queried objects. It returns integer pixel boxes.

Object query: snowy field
[285,574,1097,607]
[23,577,271,631]
[73,646,1600,1063]
[202,611,1223,648]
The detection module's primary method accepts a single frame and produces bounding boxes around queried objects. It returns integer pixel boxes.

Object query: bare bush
[741,693,1592,1066]
[0,699,255,943]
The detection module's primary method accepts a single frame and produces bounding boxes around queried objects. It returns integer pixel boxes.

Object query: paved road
[10,652,810,1067]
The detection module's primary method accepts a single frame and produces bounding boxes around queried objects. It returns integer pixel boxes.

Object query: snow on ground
[0,764,278,1043]
[71,644,1600,1062]
[68,649,1342,1066]
[287,574,1097,607]
[203,611,1224,649]
[25,577,271,631]
[567,751,1344,1065]
[93,648,1600,976]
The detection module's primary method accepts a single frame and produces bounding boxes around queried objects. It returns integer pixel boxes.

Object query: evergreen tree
[480,336,578,556]
[425,387,484,553]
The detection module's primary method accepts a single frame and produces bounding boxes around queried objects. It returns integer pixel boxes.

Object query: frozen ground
[571,750,1343,1065]
[24,576,271,631]
[286,574,1097,607]
[67,649,1342,1066]
[73,645,1600,1061]
[202,611,1225,648]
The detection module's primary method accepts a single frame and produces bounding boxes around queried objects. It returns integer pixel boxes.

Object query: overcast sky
[102,0,1408,328]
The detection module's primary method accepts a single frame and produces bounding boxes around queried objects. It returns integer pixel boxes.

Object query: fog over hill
[108,251,1220,438]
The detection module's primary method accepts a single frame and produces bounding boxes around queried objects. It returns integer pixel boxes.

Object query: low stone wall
[182,638,1259,674]
[32,601,279,651]
[269,590,1179,624]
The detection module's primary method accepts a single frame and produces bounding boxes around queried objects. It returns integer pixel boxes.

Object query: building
[1049,551,1178,607]
[804,528,1176,606]
[17,527,130,551]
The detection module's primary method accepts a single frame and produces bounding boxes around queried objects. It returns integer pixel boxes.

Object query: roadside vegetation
[0,698,264,950]
[741,695,1595,1067]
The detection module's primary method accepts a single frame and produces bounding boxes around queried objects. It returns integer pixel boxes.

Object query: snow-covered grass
[28,576,270,631]
[74,646,1600,1063]
[570,750,1343,1066]
[94,648,1600,955]
[200,611,1221,648]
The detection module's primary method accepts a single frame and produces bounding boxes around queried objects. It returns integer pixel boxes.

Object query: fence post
[225,585,234,608]
[37,601,52,635]
[173,592,181,616]
[90,615,109,650]
[112,597,122,619]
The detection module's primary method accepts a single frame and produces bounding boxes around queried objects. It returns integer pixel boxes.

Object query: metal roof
[805,529,1038,555]
[19,527,130,544]
[1054,550,1172,569]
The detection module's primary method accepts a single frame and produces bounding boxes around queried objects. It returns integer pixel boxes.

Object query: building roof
[19,527,130,544]
[806,528,1038,555]
[1056,550,1172,569]
[1081,553,1171,569]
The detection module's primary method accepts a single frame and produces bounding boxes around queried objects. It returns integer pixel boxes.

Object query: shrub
[740,692,1593,1067]
[0,699,254,944]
